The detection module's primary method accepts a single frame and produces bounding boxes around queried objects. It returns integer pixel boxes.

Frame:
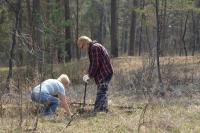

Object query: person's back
[33,79,65,96]
[31,75,72,116]
[91,42,113,73]
[88,41,113,84]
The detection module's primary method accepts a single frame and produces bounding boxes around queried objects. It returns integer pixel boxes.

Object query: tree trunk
[111,0,118,57]
[160,0,167,56]
[26,0,33,49]
[195,0,200,7]
[76,0,80,59]
[6,0,21,92]
[121,0,129,54]
[64,0,72,61]
[146,25,152,56]
[17,0,23,66]
[138,0,145,56]
[128,0,137,56]
[181,13,188,57]
[194,0,200,53]
[192,13,196,56]
[98,3,105,44]
[155,0,162,84]
[32,0,43,73]
[179,15,183,56]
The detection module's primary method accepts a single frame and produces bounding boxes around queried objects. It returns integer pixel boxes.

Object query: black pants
[94,74,112,112]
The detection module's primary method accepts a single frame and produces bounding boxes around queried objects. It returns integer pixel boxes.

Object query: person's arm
[88,46,99,77]
[58,93,72,117]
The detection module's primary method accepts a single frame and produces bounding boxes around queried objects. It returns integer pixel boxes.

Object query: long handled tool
[79,82,87,113]
[66,82,88,128]
[83,82,87,109]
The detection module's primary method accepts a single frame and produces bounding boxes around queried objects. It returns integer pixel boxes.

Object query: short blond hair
[57,74,70,88]
[77,36,92,46]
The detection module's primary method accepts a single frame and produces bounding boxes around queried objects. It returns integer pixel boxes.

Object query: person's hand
[83,74,89,83]
[64,112,73,118]
[69,112,73,118]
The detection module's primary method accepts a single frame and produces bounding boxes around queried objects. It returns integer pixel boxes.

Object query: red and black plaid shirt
[88,41,113,84]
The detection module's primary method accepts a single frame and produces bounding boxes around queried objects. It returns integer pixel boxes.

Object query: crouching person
[31,74,73,117]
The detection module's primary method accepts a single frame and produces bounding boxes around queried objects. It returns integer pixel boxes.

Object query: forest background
[1,0,200,132]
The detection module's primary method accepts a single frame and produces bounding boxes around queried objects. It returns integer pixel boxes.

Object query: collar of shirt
[88,40,98,53]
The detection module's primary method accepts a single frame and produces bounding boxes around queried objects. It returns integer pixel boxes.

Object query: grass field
[1,56,200,133]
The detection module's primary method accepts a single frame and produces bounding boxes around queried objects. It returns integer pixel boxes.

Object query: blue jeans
[31,92,59,115]
[94,74,112,112]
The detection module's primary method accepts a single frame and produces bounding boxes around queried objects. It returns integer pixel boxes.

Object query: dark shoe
[89,111,97,116]
[95,107,108,112]
[102,108,109,113]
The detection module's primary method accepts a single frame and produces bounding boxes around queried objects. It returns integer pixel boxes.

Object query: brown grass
[1,56,200,132]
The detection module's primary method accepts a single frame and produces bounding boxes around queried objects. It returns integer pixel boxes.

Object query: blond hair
[57,74,70,88]
[77,36,92,46]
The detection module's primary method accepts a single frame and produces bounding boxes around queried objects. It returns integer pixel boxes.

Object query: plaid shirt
[88,41,113,84]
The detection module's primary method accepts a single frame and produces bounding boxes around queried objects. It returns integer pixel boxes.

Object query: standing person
[31,74,73,117]
[77,36,113,113]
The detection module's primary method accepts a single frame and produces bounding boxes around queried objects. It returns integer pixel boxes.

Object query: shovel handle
[83,82,87,108]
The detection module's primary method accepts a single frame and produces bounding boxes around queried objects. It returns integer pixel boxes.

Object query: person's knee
[97,88,107,95]
[49,97,59,106]
[31,93,40,102]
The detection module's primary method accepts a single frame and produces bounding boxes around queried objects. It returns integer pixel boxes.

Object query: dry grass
[1,96,200,133]
[113,55,200,73]
[1,55,200,133]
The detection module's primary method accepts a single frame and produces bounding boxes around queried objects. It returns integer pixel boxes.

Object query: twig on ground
[70,102,143,110]
[137,102,149,133]
[66,112,79,128]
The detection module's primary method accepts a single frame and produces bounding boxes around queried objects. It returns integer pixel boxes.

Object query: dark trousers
[94,74,112,112]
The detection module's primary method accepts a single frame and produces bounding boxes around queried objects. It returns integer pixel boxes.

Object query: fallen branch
[70,102,143,110]
[66,112,79,128]
[137,103,149,133]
